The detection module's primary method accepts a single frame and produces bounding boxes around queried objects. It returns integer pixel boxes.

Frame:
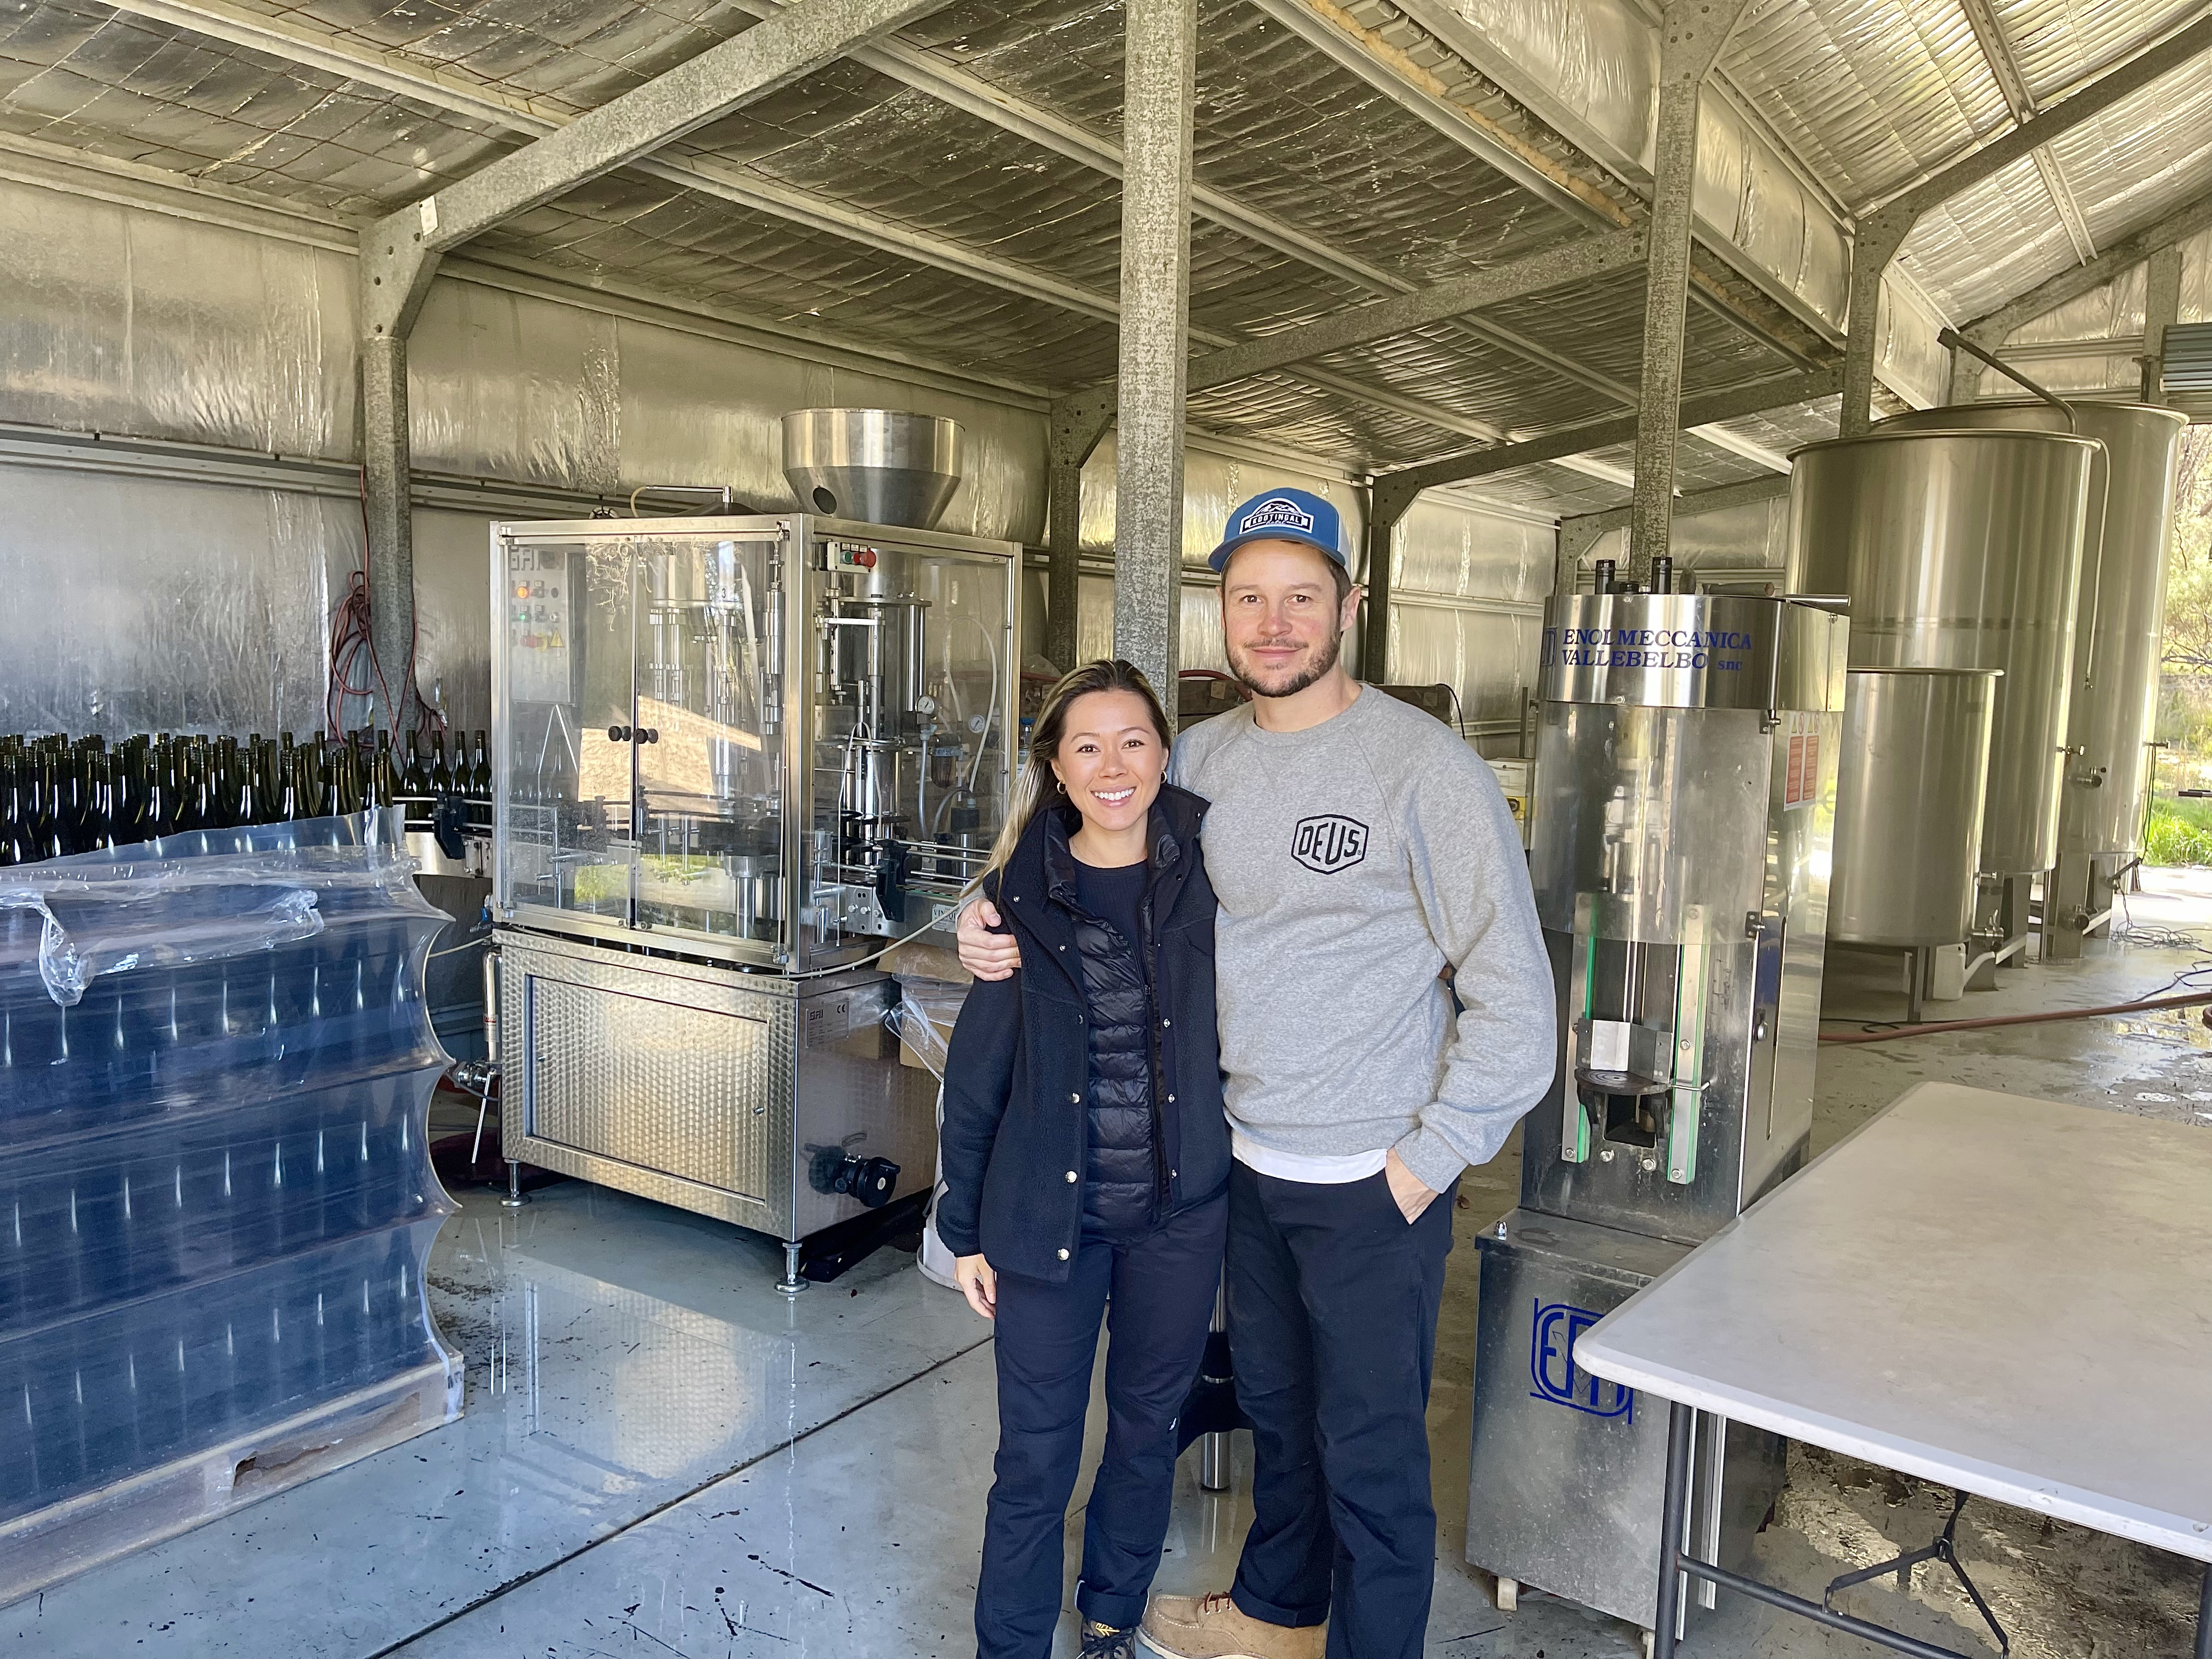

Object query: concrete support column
[2143,247,2183,404]
[1110,0,1197,707]
[1045,443,1085,676]
[1625,0,1752,577]
[359,329,418,734]
[1045,392,1115,676]
[1839,211,1911,438]
[1361,475,1419,684]
[1944,322,1995,404]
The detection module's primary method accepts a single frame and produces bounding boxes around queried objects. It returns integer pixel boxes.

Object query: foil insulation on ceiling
[1392,494,1553,601]
[1724,0,2010,210]
[1419,0,1852,328]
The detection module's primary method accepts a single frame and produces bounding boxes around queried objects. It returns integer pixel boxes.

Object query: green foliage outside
[2154,427,2212,864]
[2145,795,2212,867]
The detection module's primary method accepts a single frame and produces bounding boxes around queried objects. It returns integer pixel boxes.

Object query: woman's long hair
[975,658,1172,889]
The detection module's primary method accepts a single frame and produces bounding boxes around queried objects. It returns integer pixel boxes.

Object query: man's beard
[1228,623,1343,699]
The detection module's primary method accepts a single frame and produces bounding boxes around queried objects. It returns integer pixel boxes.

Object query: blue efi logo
[1530,1299,1633,1419]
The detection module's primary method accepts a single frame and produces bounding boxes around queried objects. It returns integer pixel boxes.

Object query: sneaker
[1080,1620,1138,1659]
[1138,1592,1327,1659]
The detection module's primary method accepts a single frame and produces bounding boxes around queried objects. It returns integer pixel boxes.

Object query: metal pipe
[1677,1558,1979,1659]
[1199,1433,1229,1492]
[1935,328,2077,431]
[1652,1401,1695,1657]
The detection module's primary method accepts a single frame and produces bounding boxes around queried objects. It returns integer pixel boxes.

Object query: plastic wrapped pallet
[0,811,461,1606]
[888,977,969,1289]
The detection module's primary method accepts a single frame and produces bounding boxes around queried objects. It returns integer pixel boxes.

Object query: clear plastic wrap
[0,811,459,1545]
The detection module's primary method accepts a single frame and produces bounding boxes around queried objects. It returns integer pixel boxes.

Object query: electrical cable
[1820,986,2212,1045]
[335,466,438,740]
[787,907,953,978]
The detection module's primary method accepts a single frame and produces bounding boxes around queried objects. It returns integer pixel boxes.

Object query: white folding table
[1575,1081,2212,1658]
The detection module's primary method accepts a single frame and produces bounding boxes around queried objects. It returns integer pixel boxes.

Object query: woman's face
[1048,689,1166,838]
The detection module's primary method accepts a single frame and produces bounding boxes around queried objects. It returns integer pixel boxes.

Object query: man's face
[1220,540,1362,698]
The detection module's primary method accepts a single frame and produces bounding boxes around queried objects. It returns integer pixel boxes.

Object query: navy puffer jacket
[1045,804,1167,1237]
[937,784,1229,1282]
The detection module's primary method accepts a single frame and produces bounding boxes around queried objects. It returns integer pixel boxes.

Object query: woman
[937,659,1231,1659]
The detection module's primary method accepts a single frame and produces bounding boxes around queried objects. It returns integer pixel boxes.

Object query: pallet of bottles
[0,808,462,1606]
[0,727,492,865]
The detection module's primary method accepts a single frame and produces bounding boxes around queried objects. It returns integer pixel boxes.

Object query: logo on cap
[1239,496,1316,537]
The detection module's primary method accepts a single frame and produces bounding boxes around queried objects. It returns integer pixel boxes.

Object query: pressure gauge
[968,714,989,735]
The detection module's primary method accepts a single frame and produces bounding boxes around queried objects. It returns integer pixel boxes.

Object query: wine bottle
[29,752,63,861]
[469,730,493,830]
[0,756,25,867]
[84,749,116,851]
[430,731,454,798]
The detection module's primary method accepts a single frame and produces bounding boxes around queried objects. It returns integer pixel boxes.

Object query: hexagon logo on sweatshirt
[1291,814,1369,874]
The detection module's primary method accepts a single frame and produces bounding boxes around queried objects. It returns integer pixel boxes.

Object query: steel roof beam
[1561,472,1792,546]
[1945,187,2212,399]
[2144,246,2183,402]
[1957,0,2096,263]
[1054,231,1647,445]
[1625,0,1754,579]
[1251,0,1829,371]
[107,0,1594,462]
[352,0,945,734]
[1358,358,1835,677]
[1376,365,1840,505]
[1959,188,2212,343]
[361,0,948,331]
[1841,8,2212,434]
[109,0,1690,470]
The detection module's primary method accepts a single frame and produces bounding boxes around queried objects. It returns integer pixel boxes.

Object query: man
[958,488,1554,1659]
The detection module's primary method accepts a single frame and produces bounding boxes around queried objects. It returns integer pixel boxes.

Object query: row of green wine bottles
[0,729,493,866]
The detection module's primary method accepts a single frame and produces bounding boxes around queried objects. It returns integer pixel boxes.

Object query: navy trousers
[975,1190,1227,1659]
[1224,1160,1457,1659]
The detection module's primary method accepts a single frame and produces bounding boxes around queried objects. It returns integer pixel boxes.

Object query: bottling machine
[1468,590,1846,1638]
[488,510,1018,1289]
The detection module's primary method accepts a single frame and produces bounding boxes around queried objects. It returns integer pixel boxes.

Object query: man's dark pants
[975,1191,1227,1659]
[1224,1159,1457,1659]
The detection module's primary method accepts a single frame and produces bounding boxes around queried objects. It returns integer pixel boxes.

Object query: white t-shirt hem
[1232,1131,1389,1185]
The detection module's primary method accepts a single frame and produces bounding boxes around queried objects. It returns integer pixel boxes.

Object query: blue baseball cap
[1207,488,1349,573]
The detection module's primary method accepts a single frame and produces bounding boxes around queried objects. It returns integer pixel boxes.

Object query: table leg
[1652,1400,1695,1658]
[2196,1560,2210,1659]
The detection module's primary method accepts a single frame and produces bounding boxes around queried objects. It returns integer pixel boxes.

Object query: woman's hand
[954,1253,999,1319]
[957,901,1022,981]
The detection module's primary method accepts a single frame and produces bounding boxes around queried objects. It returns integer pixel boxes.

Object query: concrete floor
[7,878,2211,1658]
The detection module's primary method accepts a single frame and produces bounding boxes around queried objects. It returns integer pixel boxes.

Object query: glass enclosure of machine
[492,516,1018,972]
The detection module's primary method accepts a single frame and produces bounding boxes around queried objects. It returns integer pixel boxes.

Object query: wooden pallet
[0,1353,462,1609]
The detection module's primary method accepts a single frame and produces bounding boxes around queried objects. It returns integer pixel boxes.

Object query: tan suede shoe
[1138,1592,1327,1659]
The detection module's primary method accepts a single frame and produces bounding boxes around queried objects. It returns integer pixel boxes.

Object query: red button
[855,548,877,568]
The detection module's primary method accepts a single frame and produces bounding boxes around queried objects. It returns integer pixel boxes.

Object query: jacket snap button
[1065,1170,1077,1183]
[1071,1092,1082,1104]
[1161,1018,1171,1028]
[1057,1248,1070,1261]
[1167,1093,1176,1103]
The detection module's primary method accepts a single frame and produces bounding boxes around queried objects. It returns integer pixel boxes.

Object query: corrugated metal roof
[0,0,2200,493]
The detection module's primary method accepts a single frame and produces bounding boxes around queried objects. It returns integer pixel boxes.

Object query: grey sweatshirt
[1169,689,1554,1193]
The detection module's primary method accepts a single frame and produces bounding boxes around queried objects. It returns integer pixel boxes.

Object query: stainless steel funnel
[781,408,963,531]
